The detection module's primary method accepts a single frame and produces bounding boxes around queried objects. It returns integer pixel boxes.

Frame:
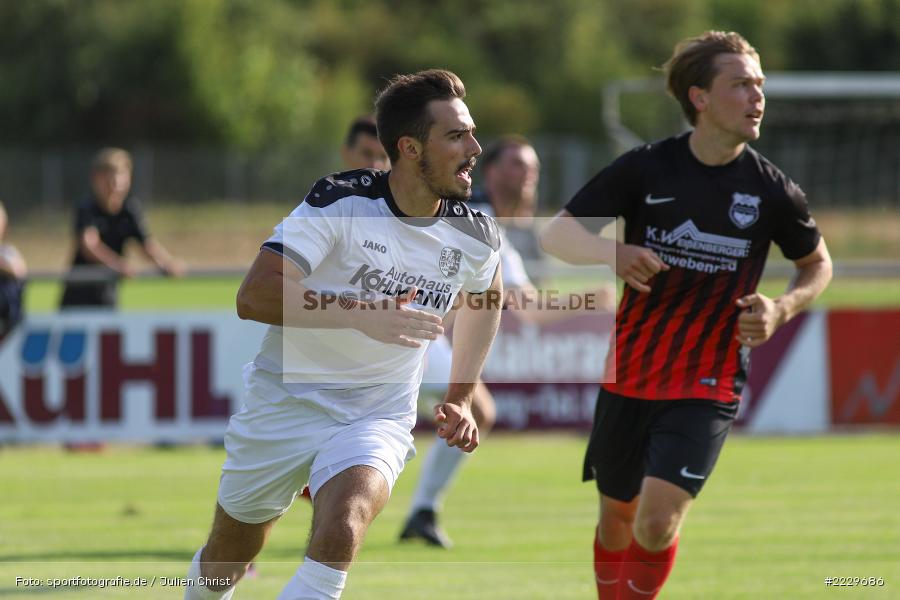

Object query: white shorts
[217,386,416,524]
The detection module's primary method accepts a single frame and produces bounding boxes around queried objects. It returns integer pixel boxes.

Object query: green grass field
[7,238,899,598]
[2,434,899,599]
[20,275,900,312]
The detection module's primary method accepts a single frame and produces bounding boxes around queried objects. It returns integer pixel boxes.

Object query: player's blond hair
[663,31,760,125]
[91,147,133,174]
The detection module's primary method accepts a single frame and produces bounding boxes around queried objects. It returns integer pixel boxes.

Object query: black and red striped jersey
[565,133,821,402]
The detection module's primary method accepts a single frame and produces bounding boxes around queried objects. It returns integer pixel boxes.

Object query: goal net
[602,72,900,208]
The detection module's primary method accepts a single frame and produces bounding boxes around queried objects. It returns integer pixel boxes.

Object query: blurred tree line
[1,0,898,151]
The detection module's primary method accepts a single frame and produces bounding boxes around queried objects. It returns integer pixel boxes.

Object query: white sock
[409,435,468,513]
[184,547,235,600]
[277,557,347,600]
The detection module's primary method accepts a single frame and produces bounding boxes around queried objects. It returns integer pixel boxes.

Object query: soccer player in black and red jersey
[541,31,832,599]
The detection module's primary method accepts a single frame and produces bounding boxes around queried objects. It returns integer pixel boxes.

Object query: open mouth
[746,109,763,123]
[456,160,475,185]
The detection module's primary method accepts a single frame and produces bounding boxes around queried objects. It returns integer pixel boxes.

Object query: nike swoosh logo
[680,466,706,480]
[645,194,676,205]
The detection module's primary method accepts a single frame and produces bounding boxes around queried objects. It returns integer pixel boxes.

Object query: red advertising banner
[829,310,900,425]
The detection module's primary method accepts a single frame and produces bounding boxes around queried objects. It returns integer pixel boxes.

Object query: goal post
[602,72,900,208]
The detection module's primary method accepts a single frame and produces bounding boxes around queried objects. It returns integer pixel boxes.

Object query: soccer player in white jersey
[184,69,503,600]
[291,116,392,506]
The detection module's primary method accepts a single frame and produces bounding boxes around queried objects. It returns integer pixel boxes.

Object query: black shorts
[583,387,738,501]
[60,281,118,309]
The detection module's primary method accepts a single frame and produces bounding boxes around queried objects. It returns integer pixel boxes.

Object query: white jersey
[251,169,501,425]
[419,200,534,392]
[466,201,531,289]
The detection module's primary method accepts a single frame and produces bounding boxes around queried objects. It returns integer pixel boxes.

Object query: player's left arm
[435,265,503,453]
[141,238,186,277]
[735,238,833,347]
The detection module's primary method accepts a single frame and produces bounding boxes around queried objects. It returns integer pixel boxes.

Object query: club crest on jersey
[729,193,761,229]
[439,247,462,278]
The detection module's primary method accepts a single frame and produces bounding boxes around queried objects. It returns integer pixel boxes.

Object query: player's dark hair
[344,116,378,148]
[480,135,534,171]
[374,69,466,162]
[663,31,760,125]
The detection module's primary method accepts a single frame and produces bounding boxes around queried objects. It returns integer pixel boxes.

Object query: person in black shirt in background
[0,201,27,340]
[60,148,184,309]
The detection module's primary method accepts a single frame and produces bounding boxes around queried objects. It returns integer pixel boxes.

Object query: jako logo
[363,240,387,253]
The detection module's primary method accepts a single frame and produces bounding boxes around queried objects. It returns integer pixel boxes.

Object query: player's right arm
[78,227,135,277]
[539,148,668,293]
[236,249,444,347]
[540,211,668,293]
[70,201,135,276]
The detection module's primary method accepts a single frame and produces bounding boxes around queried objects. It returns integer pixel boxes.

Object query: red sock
[617,537,678,599]
[594,529,626,599]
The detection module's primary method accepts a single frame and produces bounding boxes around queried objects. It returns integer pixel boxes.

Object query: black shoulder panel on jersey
[619,134,680,174]
[441,201,501,251]
[304,169,388,208]
[747,147,796,196]
[631,133,680,155]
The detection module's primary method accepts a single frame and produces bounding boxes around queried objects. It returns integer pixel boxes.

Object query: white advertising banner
[0,311,265,443]
[4,307,886,442]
